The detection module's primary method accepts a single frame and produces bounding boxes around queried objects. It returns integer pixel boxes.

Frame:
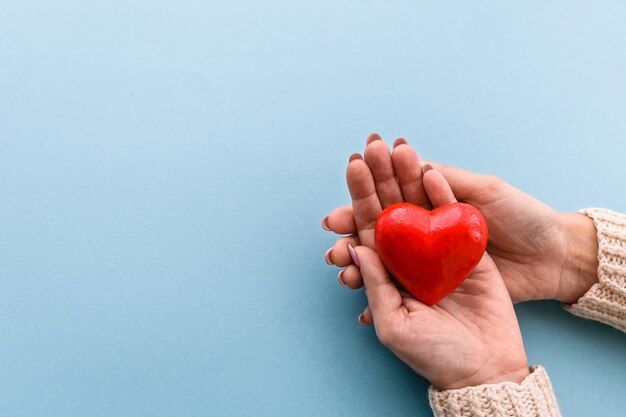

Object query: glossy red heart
[374,202,488,305]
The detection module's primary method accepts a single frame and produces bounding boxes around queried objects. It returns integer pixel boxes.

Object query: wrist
[439,363,530,390]
[556,213,599,304]
[468,365,530,387]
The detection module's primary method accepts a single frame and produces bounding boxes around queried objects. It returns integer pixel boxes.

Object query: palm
[390,255,525,388]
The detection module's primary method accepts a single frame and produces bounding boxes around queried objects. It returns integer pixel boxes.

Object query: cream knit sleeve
[428,366,561,417]
[563,208,626,332]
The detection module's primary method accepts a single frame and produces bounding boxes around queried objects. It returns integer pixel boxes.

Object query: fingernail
[349,153,363,162]
[422,163,433,173]
[325,248,333,265]
[347,244,360,268]
[393,138,408,148]
[358,314,368,326]
[366,133,382,144]
[321,217,331,231]
[338,270,347,286]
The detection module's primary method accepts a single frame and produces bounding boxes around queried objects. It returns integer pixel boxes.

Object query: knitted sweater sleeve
[428,366,561,417]
[563,208,626,332]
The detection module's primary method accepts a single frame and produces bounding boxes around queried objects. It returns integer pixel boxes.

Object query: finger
[358,306,373,325]
[398,289,426,312]
[329,235,360,267]
[364,139,403,208]
[346,154,381,249]
[422,165,457,208]
[391,140,430,208]
[322,206,356,234]
[366,132,382,144]
[353,246,402,318]
[421,161,488,202]
[393,137,407,148]
[340,264,363,289]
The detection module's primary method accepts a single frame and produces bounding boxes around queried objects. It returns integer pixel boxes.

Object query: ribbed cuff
[428,366,561,417]
[563,208,626,332]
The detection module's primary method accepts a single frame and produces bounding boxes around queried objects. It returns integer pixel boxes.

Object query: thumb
[422,165,457,208]
[351,245,402,320]
[423,161,490,202]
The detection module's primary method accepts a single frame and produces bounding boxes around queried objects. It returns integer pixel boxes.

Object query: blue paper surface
[1,1,625,416]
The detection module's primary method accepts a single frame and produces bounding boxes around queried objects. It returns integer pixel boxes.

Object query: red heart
[374,202,488,305]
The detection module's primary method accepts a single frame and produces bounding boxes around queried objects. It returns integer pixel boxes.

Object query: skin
[323,134,599,304]
[322,134,600,388]
[350,168,529,389]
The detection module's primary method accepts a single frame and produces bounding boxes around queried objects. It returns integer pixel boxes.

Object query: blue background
[1,1,625,416]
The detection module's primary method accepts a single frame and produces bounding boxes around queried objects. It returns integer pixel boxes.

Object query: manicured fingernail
[338,270,347,286]
[324,248,333,265]
[347,244,360,268]
[422,163,433,173]
[366,133,382,144]
[393,138,408,148]
[358,314,369,326]
[321,217,331,231]
[349,153,363,162]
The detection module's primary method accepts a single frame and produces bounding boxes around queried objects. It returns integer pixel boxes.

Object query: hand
[348,163,529,389]
[323,134,598,303]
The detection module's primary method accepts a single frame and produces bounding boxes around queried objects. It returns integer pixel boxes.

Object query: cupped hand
[348,161,529,389]
[323,134,598,303]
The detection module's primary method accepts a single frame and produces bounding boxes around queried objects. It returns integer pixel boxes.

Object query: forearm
[562,208,626,332]
[556,213,599,304]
